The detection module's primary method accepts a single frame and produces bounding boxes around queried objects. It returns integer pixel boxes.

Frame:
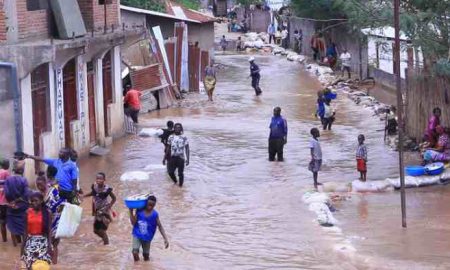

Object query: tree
[290,0,450,71]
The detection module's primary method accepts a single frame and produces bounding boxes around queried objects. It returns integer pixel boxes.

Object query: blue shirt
[269,116,288,139]
[250,63,260,78]
[317,98,325,118]
[133,210,159,242]
[43,158,78,192]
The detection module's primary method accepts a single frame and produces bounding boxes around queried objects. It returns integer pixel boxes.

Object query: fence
[405,69,450,141]
[286,18,369,79]
[369,66,406,92]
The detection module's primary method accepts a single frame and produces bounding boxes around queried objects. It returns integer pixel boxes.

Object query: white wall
[367,37,423,79]
[109,46,124,138]
[20,74,35,178]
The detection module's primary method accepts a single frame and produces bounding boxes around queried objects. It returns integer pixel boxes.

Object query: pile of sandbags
[351,180,393,192]
[302,191,338,227]
[120,171,150,181]
[138,128,163,138]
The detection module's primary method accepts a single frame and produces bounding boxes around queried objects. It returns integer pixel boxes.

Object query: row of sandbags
[320,169,450,193]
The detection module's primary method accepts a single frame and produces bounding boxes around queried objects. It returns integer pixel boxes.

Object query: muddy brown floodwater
[1,55,450,269]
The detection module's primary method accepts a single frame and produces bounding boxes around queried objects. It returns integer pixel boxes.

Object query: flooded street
[1,55,450,269]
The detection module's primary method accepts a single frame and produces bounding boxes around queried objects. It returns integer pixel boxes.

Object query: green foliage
[235,0,263,7]
[176,0,200,10]
[290,0,450,72]
[121,0,165,12]
[291,0,345,20]
[122,0,201,11]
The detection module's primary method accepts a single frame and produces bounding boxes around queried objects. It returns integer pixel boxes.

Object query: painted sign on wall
[55,68,65,147]
[77,59,87,147]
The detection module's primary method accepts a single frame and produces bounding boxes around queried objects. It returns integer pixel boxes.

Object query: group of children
[309,129,368,188]
[310,90,369,188]
[0,152,170,269]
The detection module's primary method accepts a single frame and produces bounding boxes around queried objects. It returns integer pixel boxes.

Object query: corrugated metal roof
[120,5,200,23]
[165,2,216,23]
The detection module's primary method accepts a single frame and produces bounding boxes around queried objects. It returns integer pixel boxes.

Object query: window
[27,0,49,11]
[98,0,113,5]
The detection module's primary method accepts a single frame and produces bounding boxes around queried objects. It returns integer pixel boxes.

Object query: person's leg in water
[327,117,334,130]
[0,207,7,242]
[167,157,178,184]
[313,172,319,188]
[277,139,284,162]
[142,240,151,261]
[268,139,276,161]
[346,66,351,79]
[177,157,185,187]
[1,223,6,242]
[94,216,110,245]
[322,118,328,130]
[255,76,262,95]
[51,238,60,264]
[132,236,141,262]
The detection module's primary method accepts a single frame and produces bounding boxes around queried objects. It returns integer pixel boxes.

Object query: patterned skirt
[22,235,52,268]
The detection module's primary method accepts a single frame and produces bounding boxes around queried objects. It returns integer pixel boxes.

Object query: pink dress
[425,115,440,144]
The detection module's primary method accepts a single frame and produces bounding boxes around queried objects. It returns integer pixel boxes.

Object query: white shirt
[281,30,288,39]
[340,52,351,67]
[309,138,322,160]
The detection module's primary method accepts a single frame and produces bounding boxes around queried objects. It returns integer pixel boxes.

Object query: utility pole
[394,0,407,228]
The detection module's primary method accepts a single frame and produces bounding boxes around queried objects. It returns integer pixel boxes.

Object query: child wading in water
[129,196,169,262]
[356,134,368,182]
[309,128,323,188]
[84,172,116,245]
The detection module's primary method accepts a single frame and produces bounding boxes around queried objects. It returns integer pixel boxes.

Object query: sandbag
[138,128,163,138]
[351,180,392,192]
[143,164,166,171]
[302,191,330,205]
[253,40,264,49]
[55,203,82,238]
[386,175,441,188]
[309,202,338,226]
[321,181,351,193]
[120,171,150,181]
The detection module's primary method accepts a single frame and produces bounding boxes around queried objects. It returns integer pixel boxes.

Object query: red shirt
[0,169,9,205]
[124,89,142,110]
[27,208,44,235]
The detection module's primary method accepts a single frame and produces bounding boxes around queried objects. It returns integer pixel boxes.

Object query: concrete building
[0,0,145,176]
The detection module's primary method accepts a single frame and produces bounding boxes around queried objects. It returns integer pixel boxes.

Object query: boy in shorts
[308,128,322,188]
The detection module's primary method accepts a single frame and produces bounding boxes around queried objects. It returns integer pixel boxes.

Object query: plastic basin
[425,162,445,175]
[124,193,151,209]
[405,165,425,176]
[325,92,337,100]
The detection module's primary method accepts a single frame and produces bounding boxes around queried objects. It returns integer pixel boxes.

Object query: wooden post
[375,42,380,68]
[407,47,414,70]
[394,0,407,228]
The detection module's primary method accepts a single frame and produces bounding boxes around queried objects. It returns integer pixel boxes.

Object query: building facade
[0,0,145,177]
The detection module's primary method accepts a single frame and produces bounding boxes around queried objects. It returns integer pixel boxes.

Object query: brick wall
[16,0,49,40]
[0,0,6,42]
[78,0,119,31]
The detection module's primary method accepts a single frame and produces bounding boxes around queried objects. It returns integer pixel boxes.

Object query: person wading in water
[204,62,217,102]
[163,123,190,187]
[268,107,288,161]
[248,57,262,96]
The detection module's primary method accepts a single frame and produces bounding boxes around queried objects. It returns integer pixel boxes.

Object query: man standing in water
[163,123,190,187]
[26,148,79,203]
[248,57,262,96]
[269,107,288,161]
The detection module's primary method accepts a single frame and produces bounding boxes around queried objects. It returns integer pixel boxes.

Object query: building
[0,0,145,176]
[121,4,215,93]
